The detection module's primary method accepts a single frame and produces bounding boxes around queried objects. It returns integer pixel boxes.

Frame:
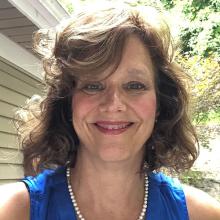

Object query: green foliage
[182,0,220,20]
[168,0,220,149]
[208,109,220,124]
[179,169,204,187]
[121,1,220,58]
[195,110,220,125]
[160,0,175,9]
[177,55,220,123]
[177,0,220,57]
[177,54,220,148]
[180,13,220,57]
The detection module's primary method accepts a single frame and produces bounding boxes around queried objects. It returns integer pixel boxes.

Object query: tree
[167,0,220,147]
[179,0,220,57]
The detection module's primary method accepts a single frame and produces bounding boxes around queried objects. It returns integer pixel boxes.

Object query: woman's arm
[0,182,30,220]
[184,185,220,220]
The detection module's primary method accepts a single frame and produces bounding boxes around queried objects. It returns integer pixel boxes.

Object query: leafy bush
[179,169,205,187]
[177,55,220,123]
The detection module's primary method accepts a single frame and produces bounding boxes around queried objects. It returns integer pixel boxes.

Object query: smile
[94,121,133,135]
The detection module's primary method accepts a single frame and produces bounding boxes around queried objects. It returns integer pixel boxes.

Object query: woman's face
[72,35,157,163]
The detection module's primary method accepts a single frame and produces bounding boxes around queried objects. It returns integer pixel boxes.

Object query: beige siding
[0,164,23,179]
[0,85,28,106]
[0,147,23,164]
[0,101,18,118]
[0,69,40,95]
[0,59,42,184]
[0,116,17,134]
[0,132,19,149]
[0,60,41,86]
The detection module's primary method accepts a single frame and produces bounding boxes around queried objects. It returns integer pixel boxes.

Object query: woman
[0,4,220,220]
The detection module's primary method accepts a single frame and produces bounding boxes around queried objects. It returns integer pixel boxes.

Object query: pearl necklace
[66,167,149,220]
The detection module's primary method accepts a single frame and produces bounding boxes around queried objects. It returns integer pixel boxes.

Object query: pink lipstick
[94,121,133,135]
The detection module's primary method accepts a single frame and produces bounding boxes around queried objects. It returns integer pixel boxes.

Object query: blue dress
[22,167,189,220]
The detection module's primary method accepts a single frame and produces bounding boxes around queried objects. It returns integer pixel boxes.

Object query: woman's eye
[81,82,104,94]
[124,81,147,91]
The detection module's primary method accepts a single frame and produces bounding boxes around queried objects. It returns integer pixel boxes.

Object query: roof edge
[8,0,70,28]
[0,33,43,80]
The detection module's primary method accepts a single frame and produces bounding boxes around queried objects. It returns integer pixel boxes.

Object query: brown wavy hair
[16,4,199,176]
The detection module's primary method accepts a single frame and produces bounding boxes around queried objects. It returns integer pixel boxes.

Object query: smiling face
[72,35,157,164]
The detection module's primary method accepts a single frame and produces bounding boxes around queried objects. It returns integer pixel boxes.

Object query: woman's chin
[97,147,137,163]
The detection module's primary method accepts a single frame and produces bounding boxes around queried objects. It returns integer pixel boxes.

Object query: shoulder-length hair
[16,4,198,176]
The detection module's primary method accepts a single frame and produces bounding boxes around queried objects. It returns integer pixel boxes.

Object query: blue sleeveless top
[22,167,189,220]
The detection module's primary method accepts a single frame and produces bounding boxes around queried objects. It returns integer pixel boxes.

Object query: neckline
[63,166,152,220]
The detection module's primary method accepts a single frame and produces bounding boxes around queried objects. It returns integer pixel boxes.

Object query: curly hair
[16,4,198,176]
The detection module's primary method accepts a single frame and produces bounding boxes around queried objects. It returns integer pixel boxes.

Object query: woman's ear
[155,110,160,123]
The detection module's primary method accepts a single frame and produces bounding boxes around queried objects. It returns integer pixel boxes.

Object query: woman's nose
[99,88,126,113]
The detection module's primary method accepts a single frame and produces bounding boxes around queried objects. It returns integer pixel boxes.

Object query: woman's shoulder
[148,171,183,190]
[0,167,66,220]
[148,172,189,219]
[149,172,220,219]
[22,166,66,194]
[183,184,220,220]
[0,182,29,220]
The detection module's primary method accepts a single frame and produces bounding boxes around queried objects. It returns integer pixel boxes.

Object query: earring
[144,161,149,169]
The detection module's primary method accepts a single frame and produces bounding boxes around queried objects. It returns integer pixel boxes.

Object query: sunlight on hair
[15,94,42,123]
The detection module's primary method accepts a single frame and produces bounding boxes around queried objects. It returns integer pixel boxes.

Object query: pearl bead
[66,167,148,220]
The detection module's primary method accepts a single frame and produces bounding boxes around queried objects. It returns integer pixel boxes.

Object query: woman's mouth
[94,121,133,135]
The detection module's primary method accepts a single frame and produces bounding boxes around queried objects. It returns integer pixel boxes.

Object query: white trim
[0,33,42,80]
[39,0,70,23]
[8,0,69,28]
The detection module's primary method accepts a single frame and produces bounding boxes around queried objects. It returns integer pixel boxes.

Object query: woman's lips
[94,121,133,135]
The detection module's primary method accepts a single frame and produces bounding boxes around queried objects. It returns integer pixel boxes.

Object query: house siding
[0,59,43,185]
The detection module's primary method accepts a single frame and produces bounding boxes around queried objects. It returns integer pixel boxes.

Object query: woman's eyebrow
[127,68,154,82]
[127,68,152,77]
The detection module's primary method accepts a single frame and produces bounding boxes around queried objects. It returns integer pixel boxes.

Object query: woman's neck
[69,150,145,220]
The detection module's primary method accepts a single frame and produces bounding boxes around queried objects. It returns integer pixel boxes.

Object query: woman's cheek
[132,94,157,118]
[72,93,97,119]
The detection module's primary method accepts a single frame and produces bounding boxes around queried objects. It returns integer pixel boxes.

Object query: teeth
[96,123,130,130]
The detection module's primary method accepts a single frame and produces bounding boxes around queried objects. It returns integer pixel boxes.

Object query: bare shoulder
[0,182,30,220]
[183,184,220,220]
